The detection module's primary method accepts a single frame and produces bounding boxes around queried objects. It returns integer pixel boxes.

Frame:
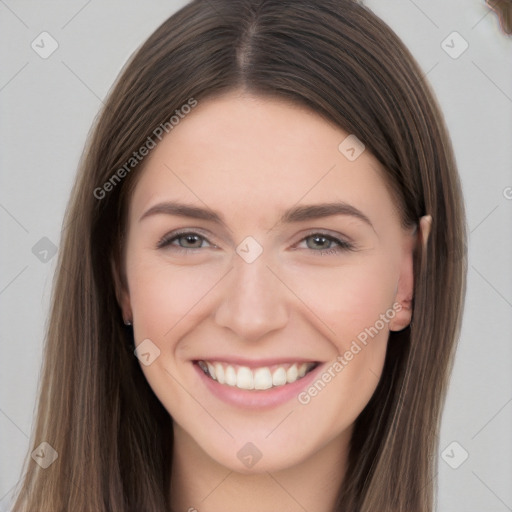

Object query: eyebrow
[138,200,374,231]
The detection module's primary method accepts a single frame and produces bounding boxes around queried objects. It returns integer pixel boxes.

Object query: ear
[111,256,132,324]
[389,215,432,332]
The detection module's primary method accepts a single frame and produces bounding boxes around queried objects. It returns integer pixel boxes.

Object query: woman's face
[116,91,417,473]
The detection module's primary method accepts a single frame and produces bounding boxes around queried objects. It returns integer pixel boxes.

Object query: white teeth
[272,367,287,386]
[214,363,225,384]
[206,362,216,380]
[253,368,273,390]
[236,367,254,390]
[286,364,298,383]
[200,361,316,390]
[225,365,237,386]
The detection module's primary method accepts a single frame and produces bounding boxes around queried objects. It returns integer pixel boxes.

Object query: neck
[169,424,352,512]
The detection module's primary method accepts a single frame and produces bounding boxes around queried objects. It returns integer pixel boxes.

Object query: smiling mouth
[196,360,319,390]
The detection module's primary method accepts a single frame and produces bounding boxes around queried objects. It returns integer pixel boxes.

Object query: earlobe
[388,254,414,332]
[388,215,432,332]
[389,298,413,332]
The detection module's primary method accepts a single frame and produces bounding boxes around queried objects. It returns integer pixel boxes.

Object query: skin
[113,90,430,512]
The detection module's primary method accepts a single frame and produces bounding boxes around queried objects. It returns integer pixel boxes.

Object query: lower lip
[193,362,324,409]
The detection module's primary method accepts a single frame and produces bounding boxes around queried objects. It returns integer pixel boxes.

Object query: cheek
[128,259,225,337]
[286,260,397,401]
[287,257,399,348]
[291,265,394,428]
[125,260,222,413]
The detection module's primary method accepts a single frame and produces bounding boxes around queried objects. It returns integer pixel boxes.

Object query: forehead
[128,91,400,230]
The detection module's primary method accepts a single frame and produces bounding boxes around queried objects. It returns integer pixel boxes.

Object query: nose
[214,251,289,343]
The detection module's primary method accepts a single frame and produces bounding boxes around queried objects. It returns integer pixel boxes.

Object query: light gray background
[1,1,511,511]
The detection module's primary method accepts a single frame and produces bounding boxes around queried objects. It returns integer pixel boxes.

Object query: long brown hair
[11,0,467,510]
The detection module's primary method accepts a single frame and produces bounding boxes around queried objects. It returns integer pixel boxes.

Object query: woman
[11,0,467,510]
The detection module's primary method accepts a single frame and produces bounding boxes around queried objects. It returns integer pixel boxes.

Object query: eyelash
[156,230,355,255]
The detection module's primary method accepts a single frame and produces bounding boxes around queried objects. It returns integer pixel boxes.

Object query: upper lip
[193,357,320,368]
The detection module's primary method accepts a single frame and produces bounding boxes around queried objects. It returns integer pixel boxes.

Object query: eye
[297,232,355,254]
[156,230,355,255]
[157,231,213,252]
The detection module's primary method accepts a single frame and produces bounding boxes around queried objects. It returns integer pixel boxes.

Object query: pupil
[184,235,200,247]
[313,236,327,248]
